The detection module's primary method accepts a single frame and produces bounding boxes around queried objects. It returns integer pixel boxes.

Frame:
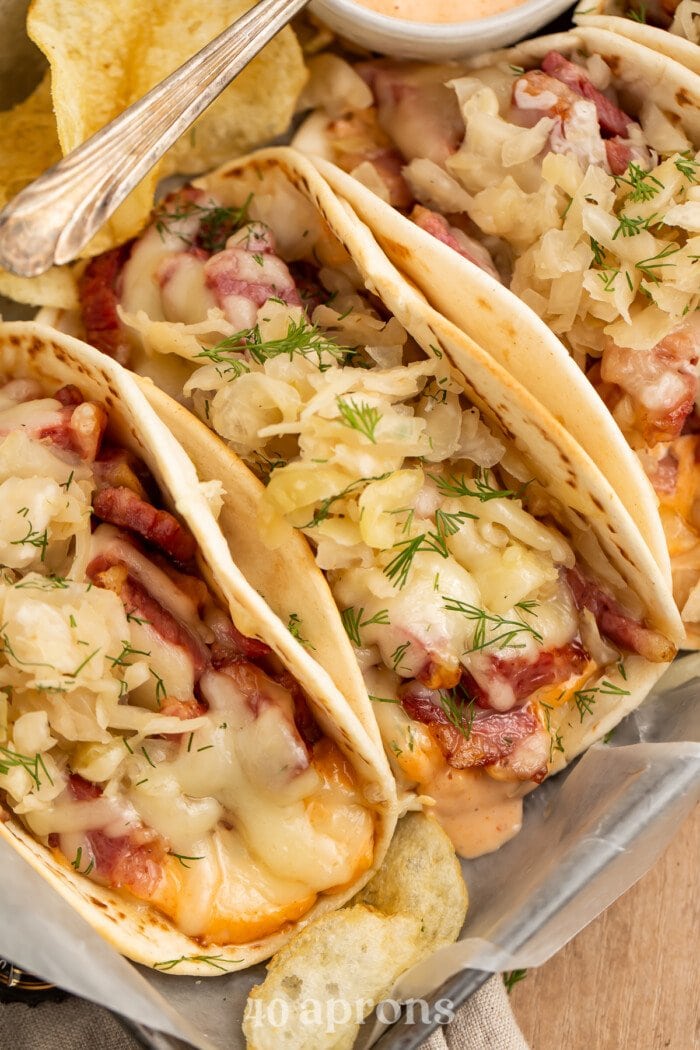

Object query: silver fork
[0,0,309,278]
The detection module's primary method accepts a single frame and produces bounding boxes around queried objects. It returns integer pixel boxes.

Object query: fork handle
[0,0,309,277]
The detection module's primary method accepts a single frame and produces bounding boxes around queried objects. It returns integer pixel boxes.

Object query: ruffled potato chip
[25,0,307,256]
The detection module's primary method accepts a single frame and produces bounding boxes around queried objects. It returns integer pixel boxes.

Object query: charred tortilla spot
[676,88,692,107]
[381,236,412,264]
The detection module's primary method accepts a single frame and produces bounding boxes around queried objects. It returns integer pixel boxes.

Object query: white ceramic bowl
[309,0,573,59]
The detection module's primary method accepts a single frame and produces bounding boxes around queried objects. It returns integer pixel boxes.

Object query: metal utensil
[0,0,309,278]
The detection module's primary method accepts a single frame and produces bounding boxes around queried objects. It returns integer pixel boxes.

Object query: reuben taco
[0,322,396,973]
[291,28,700,642]
[42,148,682,858]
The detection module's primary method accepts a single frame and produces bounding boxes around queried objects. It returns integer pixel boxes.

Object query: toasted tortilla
[0,320,397,974]
[574,1,700,76]
[305,29,700,639]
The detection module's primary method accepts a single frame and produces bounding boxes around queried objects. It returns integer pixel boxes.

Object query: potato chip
[0,73,76,307]
[243,814,468,1049]
[243,905,421,1050]
[0,74,59,210]
[353,812,468,953]
[26,0,307,256]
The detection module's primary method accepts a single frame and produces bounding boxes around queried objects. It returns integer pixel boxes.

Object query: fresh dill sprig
[336,398,382,443]
[615,162,662,202]
[597,267,621,292]
[589,237,606,266]
[107,641,151,668]
[612,213,659,240]
[155,194,252,253]
[436,683,476,741]
[635,243,681,284]
[390,641,411,673]
[443,598,543,652]
[197,318,355,374]
[14,576,69,591]
[153,954,241,973]
[10,515,49,562]
[71,846,95,876]
[383,531,451,589]
[168,852,205,869]
[573,679,630,724]
[299,473,391,529]
[434,507,477,537]
[340,606,390,647]
[674,152,699,183]
[503,969,528,993]
[429,468,528,503]
[0,746,53,791]
[540,701,565,763]
[287,612,315,650]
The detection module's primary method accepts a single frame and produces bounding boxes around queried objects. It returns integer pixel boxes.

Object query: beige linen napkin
[1,976,529,1050]
[420,977,530,1050]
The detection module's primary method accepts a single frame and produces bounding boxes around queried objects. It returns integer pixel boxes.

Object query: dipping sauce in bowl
[352,0,530,21]
[310,0,574,57]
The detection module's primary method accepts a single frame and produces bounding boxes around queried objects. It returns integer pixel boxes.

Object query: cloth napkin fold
[0,976,529,1050]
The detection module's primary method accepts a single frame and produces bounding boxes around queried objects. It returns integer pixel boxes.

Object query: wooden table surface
[509,805,699,1049]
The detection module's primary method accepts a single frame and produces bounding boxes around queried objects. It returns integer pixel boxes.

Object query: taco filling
[293,49,700,628]
[73,177,675,855]
[0,374,376,944]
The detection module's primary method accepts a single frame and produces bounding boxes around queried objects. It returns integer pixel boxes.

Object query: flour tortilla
[574,2,700,77]
[0,321,397,974]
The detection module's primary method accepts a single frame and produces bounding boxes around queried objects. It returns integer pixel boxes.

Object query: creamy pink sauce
[420,766,525,858]
[352,0,529,22]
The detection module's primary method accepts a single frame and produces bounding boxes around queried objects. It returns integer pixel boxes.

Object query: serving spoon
[0,0,310,278]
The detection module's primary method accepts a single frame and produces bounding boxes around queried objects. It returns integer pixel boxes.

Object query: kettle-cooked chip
[24,0,307,256]
[353,812,468,952]
[243,905,421,1050]
[243,813,469,1049]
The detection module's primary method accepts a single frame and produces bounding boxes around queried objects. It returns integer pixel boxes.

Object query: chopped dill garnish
[155,193,252,253]
[443,598,543,652]
[573,680,630,724]
[168,852,205,869]
[0,746,53,791]
[612,213,659,239]
[615,162,662,202]
[390,641,411,673]
[287,612,315,650]
[436,683,476,740]
[153,954,241,972]
[340,606,390,647]
[336,398,382,443]
[674,152,699,183]
[299,473,391,530]
[429,468,528,503]
[196,317,354,374]
[635,243,681,284]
